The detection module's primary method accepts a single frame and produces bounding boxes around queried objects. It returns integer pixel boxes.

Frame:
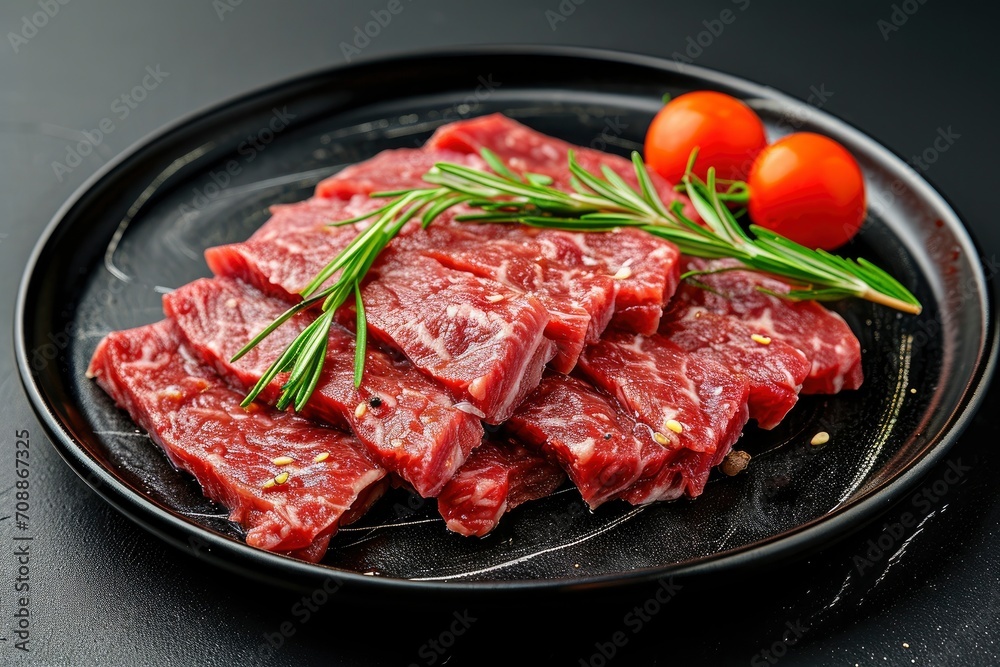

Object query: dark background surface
[1,1,998,665]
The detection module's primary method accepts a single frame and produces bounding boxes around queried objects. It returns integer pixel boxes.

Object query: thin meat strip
[506,372,665,508]
[681,258,864,394]
[204,195,382,300]
[436,437,566,537]
[315,147,487,199]
[659,288,811,429]
[386,219,618,373]
[578,331,751,499]
[86,320,386,562]
[163,277,485,498]
[355,254,555,424]
[536,227,681,335]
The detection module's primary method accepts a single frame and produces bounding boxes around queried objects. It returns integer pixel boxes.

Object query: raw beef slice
[87,320,386,561]
[163,277,484,498]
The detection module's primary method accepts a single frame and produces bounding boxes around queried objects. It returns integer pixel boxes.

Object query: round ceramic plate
[16,47,996,600]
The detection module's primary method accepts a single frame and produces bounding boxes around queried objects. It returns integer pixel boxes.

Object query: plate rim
[15,44,999,598]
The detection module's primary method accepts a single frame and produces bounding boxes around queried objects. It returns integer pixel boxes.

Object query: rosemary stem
[861,288,923,315]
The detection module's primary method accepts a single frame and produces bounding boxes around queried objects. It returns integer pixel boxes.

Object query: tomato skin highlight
[747,132,867,251]
[644,90,768,183]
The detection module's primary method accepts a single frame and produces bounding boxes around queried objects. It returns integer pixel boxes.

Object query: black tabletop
[2,1,998,665]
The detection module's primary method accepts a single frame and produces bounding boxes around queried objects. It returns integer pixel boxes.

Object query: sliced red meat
[681,258,864,394]
[206,205,556,425]
[426,113,686,334]
[210,196,617,375]
[388,220,617,372]
[660,292,811,429]
[315,147,487,199]
[436,438,566,537]
[204,196,382,300]
[536,228,681,335]
[578,331,750,499]
[506,372,671,508]
[163,277,484,498]
[425,112,696,218]
[451,224,679,336]
[356,254,555,424]
[429,222,621,342]
[86,320,386,561]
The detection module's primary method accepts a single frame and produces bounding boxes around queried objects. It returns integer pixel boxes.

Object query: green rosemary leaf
[479,148,521,181]
[525,172,555,187]
[632,152,671,219]
[353,282,367,389]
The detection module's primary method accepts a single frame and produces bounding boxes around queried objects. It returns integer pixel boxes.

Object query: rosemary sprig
[234,148,921,410]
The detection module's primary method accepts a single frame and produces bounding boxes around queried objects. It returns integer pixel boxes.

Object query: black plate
[16,47,996,600]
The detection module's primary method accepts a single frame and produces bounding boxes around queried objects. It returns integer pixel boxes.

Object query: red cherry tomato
[747,132,867,251]
[644,90,768,182]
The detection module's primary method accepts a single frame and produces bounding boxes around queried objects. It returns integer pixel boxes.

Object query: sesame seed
[910,388,917,394]
[313,452,330,463]
[652,431,670,446]
[665,419,683,434]
[274,471,290,485]
[354,402,368,419]
[486,294,505,303]
[613,266,632,280]
[272,456,294,466]
[811,431,830,446]
[751,334,772,345]
[369,396,382,408]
